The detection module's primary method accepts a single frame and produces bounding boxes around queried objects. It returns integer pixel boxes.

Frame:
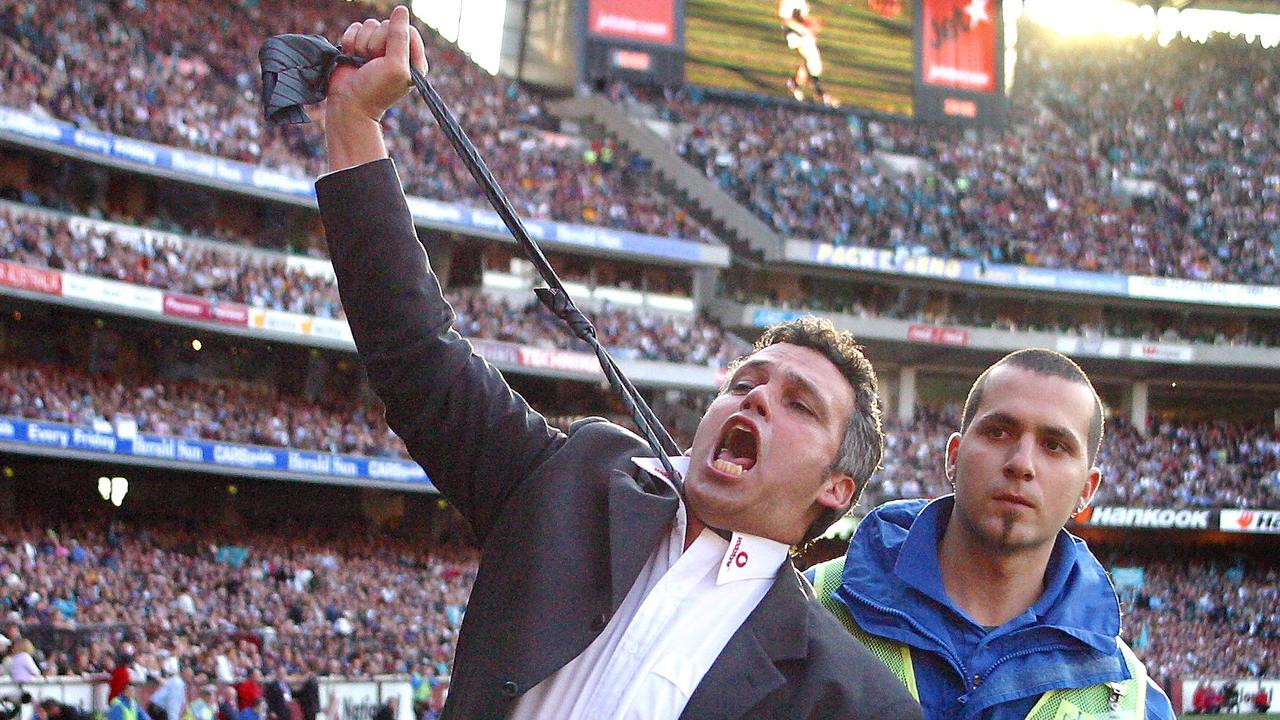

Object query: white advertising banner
[61,273,164,313]
[1220,509,1280,534]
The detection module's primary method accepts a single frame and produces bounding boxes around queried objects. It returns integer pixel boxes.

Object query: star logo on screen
[964,0,990,28]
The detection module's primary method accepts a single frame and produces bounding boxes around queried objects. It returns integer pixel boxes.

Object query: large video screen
[914,0,1003,125]
[684,0,914,115]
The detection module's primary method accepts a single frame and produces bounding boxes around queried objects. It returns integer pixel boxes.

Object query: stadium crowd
[6,195,1276,360]
[670,89,1230,281]
[3,353,1278,510]
[651,29,1280,285]
[1023,33,1280,287]
[1103,548,1280,689]
[0,358,410,459]
[0,0,714,244]
[0,205,747,367]
[673,91,942,251]
[4,0,1279,285]
[1,0,1278,707]
[3,517,1278,704]
[0,516,476,685]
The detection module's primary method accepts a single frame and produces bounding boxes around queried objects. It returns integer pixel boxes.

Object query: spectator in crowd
[262,667,292,720]
[237,698,266,720]
[184,687,216,720]
[1254,687,1272,714]
[152,666,189,720]
[108,681,153,720]
[4,639,40,682]
[36,698,88,720]
[293,663,320,720]
[142,677,166,720]
[217,687,238,720]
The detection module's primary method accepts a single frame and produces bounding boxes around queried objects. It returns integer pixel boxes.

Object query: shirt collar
[632,456,788,585]
[715,531,788,585]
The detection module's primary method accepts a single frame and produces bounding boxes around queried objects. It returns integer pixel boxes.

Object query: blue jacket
[828,498,1174,720]
[107,697,152,720]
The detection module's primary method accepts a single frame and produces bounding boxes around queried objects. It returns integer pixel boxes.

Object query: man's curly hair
[729,316,884,542]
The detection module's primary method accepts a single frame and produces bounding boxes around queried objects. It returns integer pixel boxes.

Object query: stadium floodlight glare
[1022,0,1156,39]
[98,476,128,506]
[110,477,128,507]
[409,0,505,74]
[1021,0,1280,47]
[1159,7,1280,48]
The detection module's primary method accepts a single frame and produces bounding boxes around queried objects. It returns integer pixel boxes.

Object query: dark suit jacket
[294,677,319,720]
[263,681,290,720]
[316,159,921,720]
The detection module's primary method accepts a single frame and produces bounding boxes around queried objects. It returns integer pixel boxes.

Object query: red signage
[589,0,676,46]
[163,293,211,320]
[518,347,604,375]
[0,261,61,295]
[612,49,654,71]
[210,302,250,325]
[907,324,969,347]
[943,97,978,117]
[921,0,996,93]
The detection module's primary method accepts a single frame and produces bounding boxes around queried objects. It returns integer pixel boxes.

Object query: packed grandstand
[0,0,1278,717]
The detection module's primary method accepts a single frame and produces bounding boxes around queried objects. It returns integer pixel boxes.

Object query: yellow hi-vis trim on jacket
[111,697,140,720]
[811,557,1146,720]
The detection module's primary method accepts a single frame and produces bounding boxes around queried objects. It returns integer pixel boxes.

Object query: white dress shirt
[510,456,790,720]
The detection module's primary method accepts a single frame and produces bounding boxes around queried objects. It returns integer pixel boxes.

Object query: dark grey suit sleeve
[316,159,564,541]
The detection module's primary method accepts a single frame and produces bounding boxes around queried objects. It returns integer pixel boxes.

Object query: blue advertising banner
[0,107,727,268]
[803,242,1130,296]
[750,308,805,327]
[793,239,1280,309]
[0,416,433,488]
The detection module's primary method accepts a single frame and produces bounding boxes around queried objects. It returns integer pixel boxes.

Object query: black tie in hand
[259,34,365,125]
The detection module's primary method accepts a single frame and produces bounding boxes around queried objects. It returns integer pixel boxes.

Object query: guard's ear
[1078,466,1102,515]
[944,431,962,486]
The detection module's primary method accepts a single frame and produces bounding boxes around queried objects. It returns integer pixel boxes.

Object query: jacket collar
[605,458,683,609]
[678,565,811,720]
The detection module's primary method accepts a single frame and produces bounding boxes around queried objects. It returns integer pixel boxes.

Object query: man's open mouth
[713,419,759,477]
